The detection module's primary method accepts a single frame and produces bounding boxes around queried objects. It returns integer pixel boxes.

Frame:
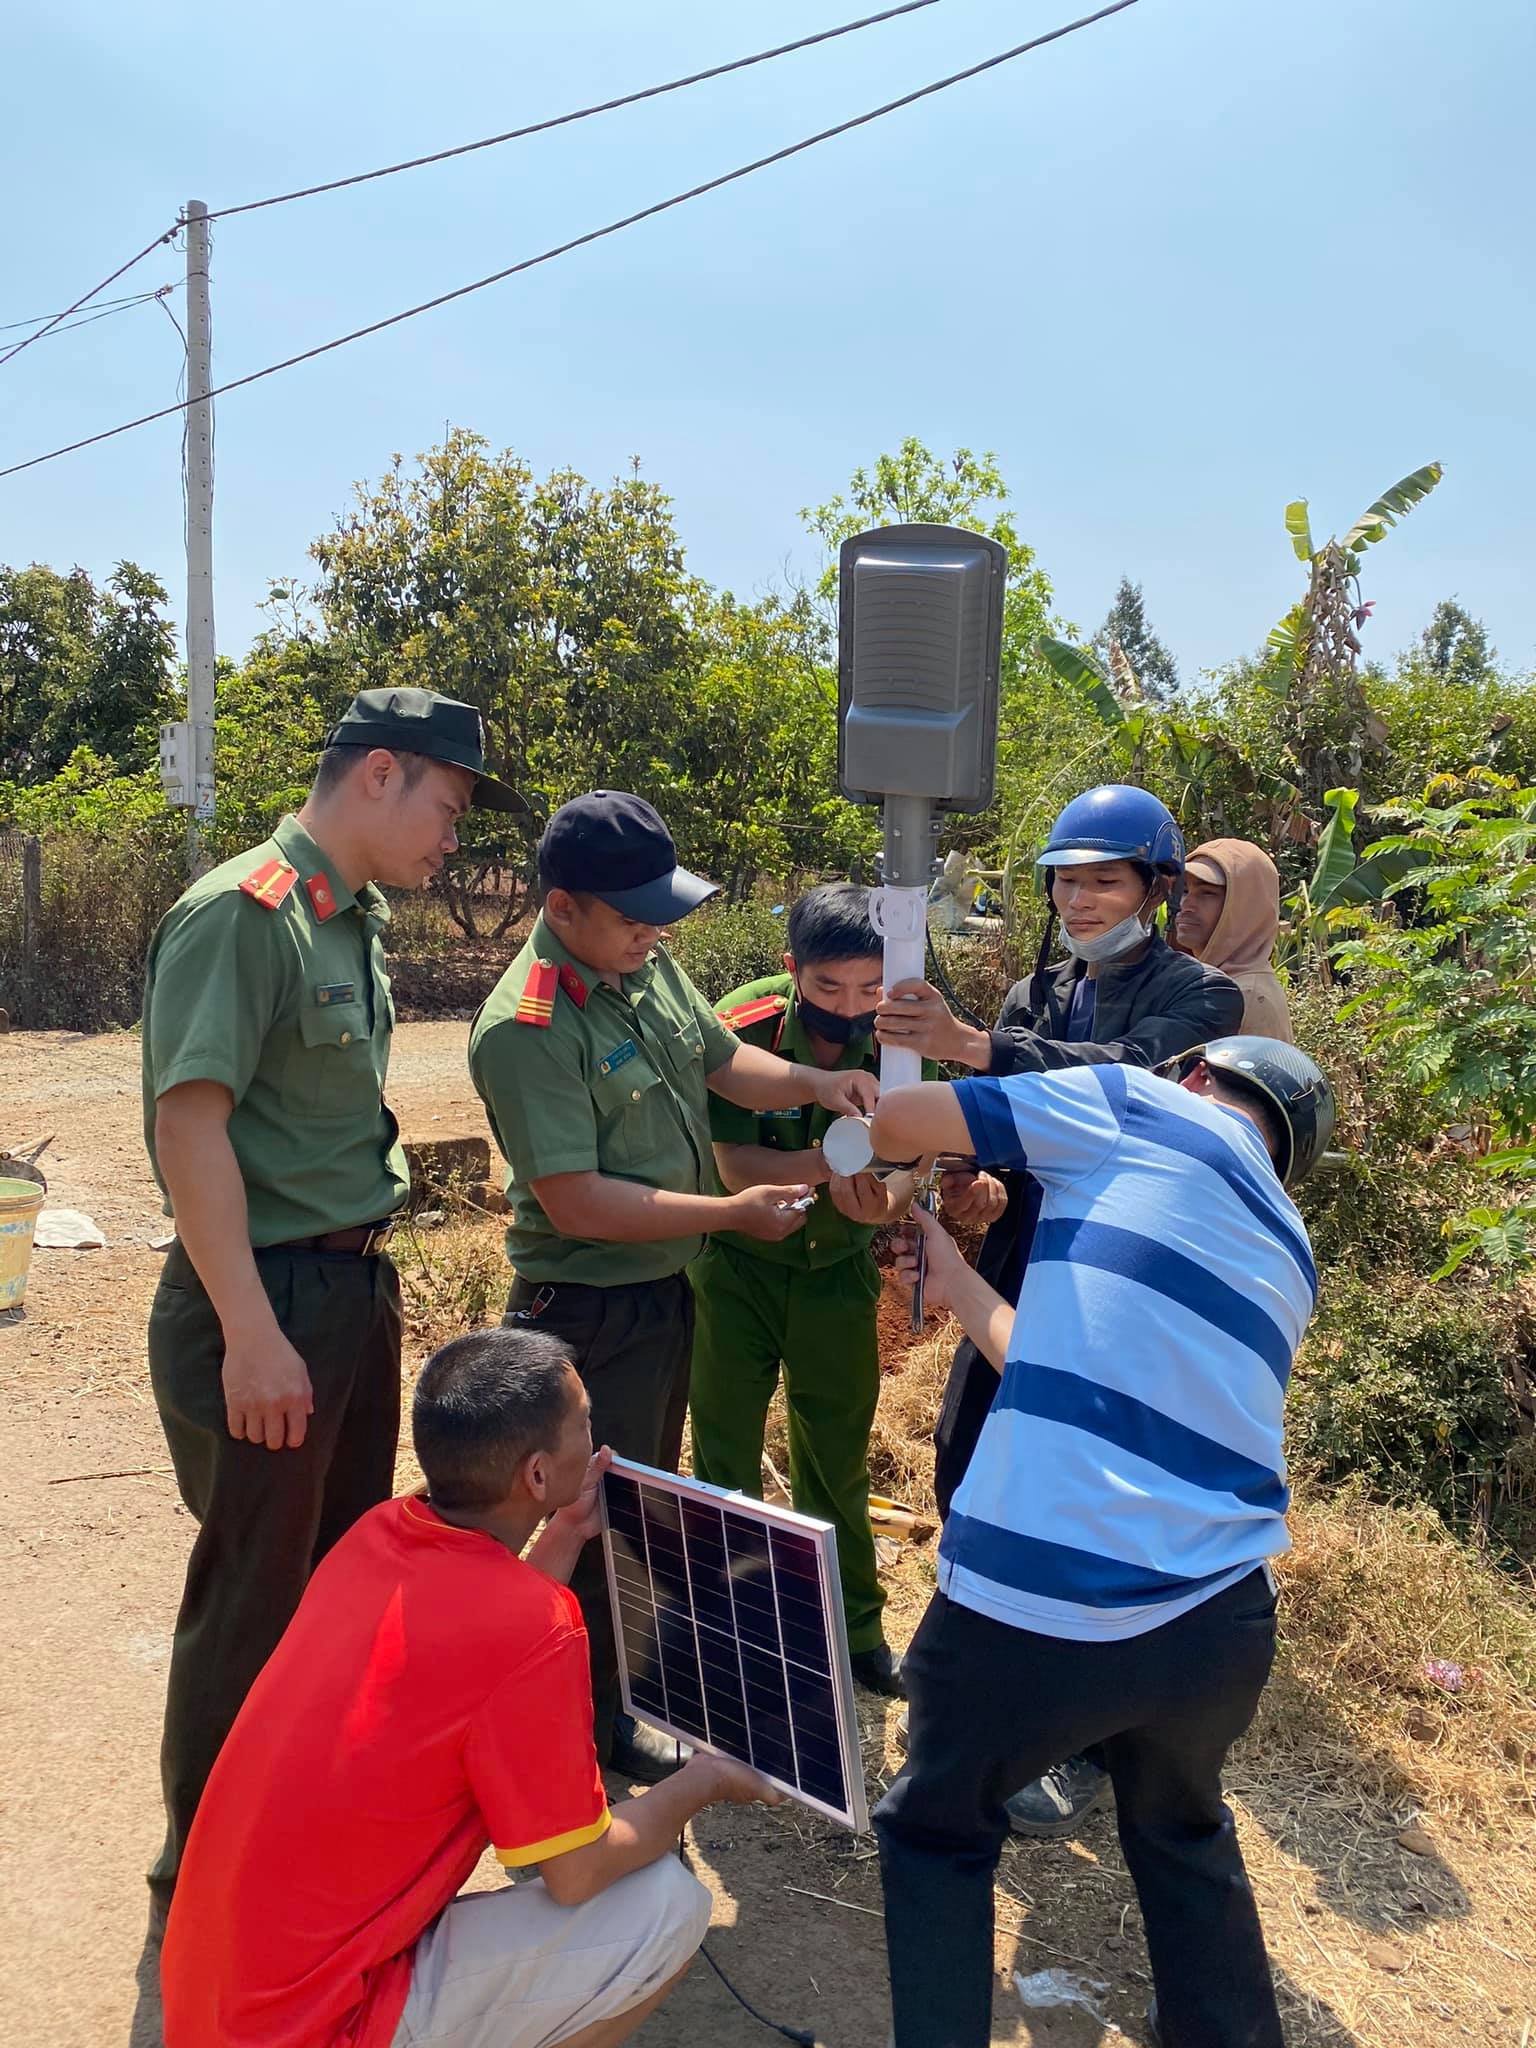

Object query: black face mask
[795,988,877,1046]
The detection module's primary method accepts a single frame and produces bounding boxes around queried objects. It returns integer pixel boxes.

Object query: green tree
[310,432,698,829]
[0,561,178,781]
[675,595,877,898]
[203,619,357,859]
[1092,576,1179,700]
[1417,597,1494,687]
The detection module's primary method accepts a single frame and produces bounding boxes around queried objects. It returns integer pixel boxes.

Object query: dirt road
[4,1027,1529,2048]
[0,1026,944,2048]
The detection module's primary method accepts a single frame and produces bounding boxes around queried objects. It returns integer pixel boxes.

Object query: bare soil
[2,1027,1532,2047]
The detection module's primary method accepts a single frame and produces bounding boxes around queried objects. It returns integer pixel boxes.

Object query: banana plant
[1281,788,1359,967]
[1265,463,1443,695]
[1032,633,1124,725]
[1281,785,1435,966]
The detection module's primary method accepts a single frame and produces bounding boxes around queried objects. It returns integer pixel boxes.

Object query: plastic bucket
[0,1177,46,1311]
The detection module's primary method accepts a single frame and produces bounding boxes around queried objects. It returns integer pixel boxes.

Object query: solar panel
[600,1457,869,1831]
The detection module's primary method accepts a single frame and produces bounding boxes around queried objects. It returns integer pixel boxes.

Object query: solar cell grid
[600,1458,869,1830]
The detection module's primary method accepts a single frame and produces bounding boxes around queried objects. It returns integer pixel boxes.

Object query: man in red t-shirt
[161,1325,781,2048]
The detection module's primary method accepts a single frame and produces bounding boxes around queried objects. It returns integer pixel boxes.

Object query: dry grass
[395,1211,509,1360]
[1261,1491,1536,1827]
[401,1215,1536,2045]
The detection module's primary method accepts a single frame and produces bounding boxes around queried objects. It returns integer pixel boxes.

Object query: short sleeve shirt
[939,1065,1315,1642]
[160,1496,610,2048]
[141,815,408,1243]
[708,973,936,1271]
[468,916,739,1285]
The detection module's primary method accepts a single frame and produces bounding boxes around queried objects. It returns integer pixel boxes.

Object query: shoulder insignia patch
[719,993,788,1031]
[516,958,559,1028]
[305,873,339,923]
[558,963,588,1010]
[238,857,298,910]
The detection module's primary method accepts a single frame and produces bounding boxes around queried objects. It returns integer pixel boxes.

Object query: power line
[0,287,179,345]
[0,0,1138,483]
[0,222,181,370]
[0,4,936,368]
[0,284,182,335]
[206,0,945,223]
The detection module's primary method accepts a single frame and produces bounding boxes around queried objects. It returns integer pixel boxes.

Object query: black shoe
[850,1641,905,1698]
[1005,1754,1111,1839]
[608,1713,690,1783]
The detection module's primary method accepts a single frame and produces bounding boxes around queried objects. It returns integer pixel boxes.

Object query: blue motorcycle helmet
[1036,784,1187,884]
[1029,786,1186,983]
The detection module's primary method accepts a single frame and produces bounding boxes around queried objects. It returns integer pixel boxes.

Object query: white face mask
[1059,888,1158,963]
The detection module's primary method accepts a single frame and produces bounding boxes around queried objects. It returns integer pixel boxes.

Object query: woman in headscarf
[1174,838,1294,1042]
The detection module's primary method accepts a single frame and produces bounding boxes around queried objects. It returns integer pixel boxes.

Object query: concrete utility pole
[184,198,216,871]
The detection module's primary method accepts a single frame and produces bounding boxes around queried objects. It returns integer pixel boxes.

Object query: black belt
[266,1219,398,1257]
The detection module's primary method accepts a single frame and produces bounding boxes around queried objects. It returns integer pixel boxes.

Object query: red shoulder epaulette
[238,857,298,911]
[558,964,588,1010]
[719,993,788,1031]
[516,958,559,1027]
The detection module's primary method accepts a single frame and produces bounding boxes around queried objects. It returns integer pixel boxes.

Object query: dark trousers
[147,1240,402,1904]
[932,1336,997,1522]
[505,1270,693,1762]
[875,1573,1283,2048]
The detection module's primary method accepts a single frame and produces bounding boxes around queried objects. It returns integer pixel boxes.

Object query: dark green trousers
[688,1240,886,1654]
[504,1270,694,1765]
[147,1240,402,1904]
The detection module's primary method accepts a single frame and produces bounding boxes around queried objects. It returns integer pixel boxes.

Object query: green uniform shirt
[708,972,936,1271]
[469,916,739,1286]
[141,814,408,1247]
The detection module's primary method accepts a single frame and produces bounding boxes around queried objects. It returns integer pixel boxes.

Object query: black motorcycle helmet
[1176,1036,1337,1189]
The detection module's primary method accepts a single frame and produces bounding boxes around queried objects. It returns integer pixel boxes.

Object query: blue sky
[4,0,1534,682]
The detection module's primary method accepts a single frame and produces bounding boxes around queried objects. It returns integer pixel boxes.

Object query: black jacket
[974,934,1244,1293]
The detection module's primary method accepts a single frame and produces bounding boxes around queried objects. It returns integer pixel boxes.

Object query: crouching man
[161,1326,780,2048]
[868,1040,1334,2048]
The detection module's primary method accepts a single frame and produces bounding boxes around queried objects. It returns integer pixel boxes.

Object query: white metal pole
[871,792,934,1092]
[184,199,216,873]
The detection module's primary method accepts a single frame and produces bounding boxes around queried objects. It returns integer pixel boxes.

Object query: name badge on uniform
[598,1039,639,1077]
[762,1106,803,1121]
[315,983,356,1006]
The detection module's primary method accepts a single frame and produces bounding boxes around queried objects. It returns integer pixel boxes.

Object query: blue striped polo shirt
[939,1063,1316,1641]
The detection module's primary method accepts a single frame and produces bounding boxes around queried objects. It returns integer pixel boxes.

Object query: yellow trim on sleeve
[495,1806,611,1868]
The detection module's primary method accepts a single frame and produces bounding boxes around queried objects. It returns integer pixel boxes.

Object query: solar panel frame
[600,1456,870,1832]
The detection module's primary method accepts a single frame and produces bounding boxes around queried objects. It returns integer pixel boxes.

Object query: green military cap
[326,688,528,815]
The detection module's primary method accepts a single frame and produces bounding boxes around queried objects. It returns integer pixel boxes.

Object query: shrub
[665,896,788,1004]
[927,927,1017,1033]
[0,825,183,1030]
[1288,1272,1535,1546]
[1290,977,1476,1273]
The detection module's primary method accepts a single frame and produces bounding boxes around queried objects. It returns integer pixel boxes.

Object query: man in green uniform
[469,793,878,1781]
[689,884,937,1697]
[141,687,524,1919]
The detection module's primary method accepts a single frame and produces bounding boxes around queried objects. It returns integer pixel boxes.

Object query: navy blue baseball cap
[538,791,718,923]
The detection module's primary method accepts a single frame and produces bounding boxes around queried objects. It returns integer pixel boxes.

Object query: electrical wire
[925,919,990,1030]
[699,1943,816,2045]
[675,1834,816,2044]
[0,222,181,369]
[0,291,176,344]
[0,7,938,378]
[0,284,181,335]
[0,0,1138,483]
[208,0,944,221]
